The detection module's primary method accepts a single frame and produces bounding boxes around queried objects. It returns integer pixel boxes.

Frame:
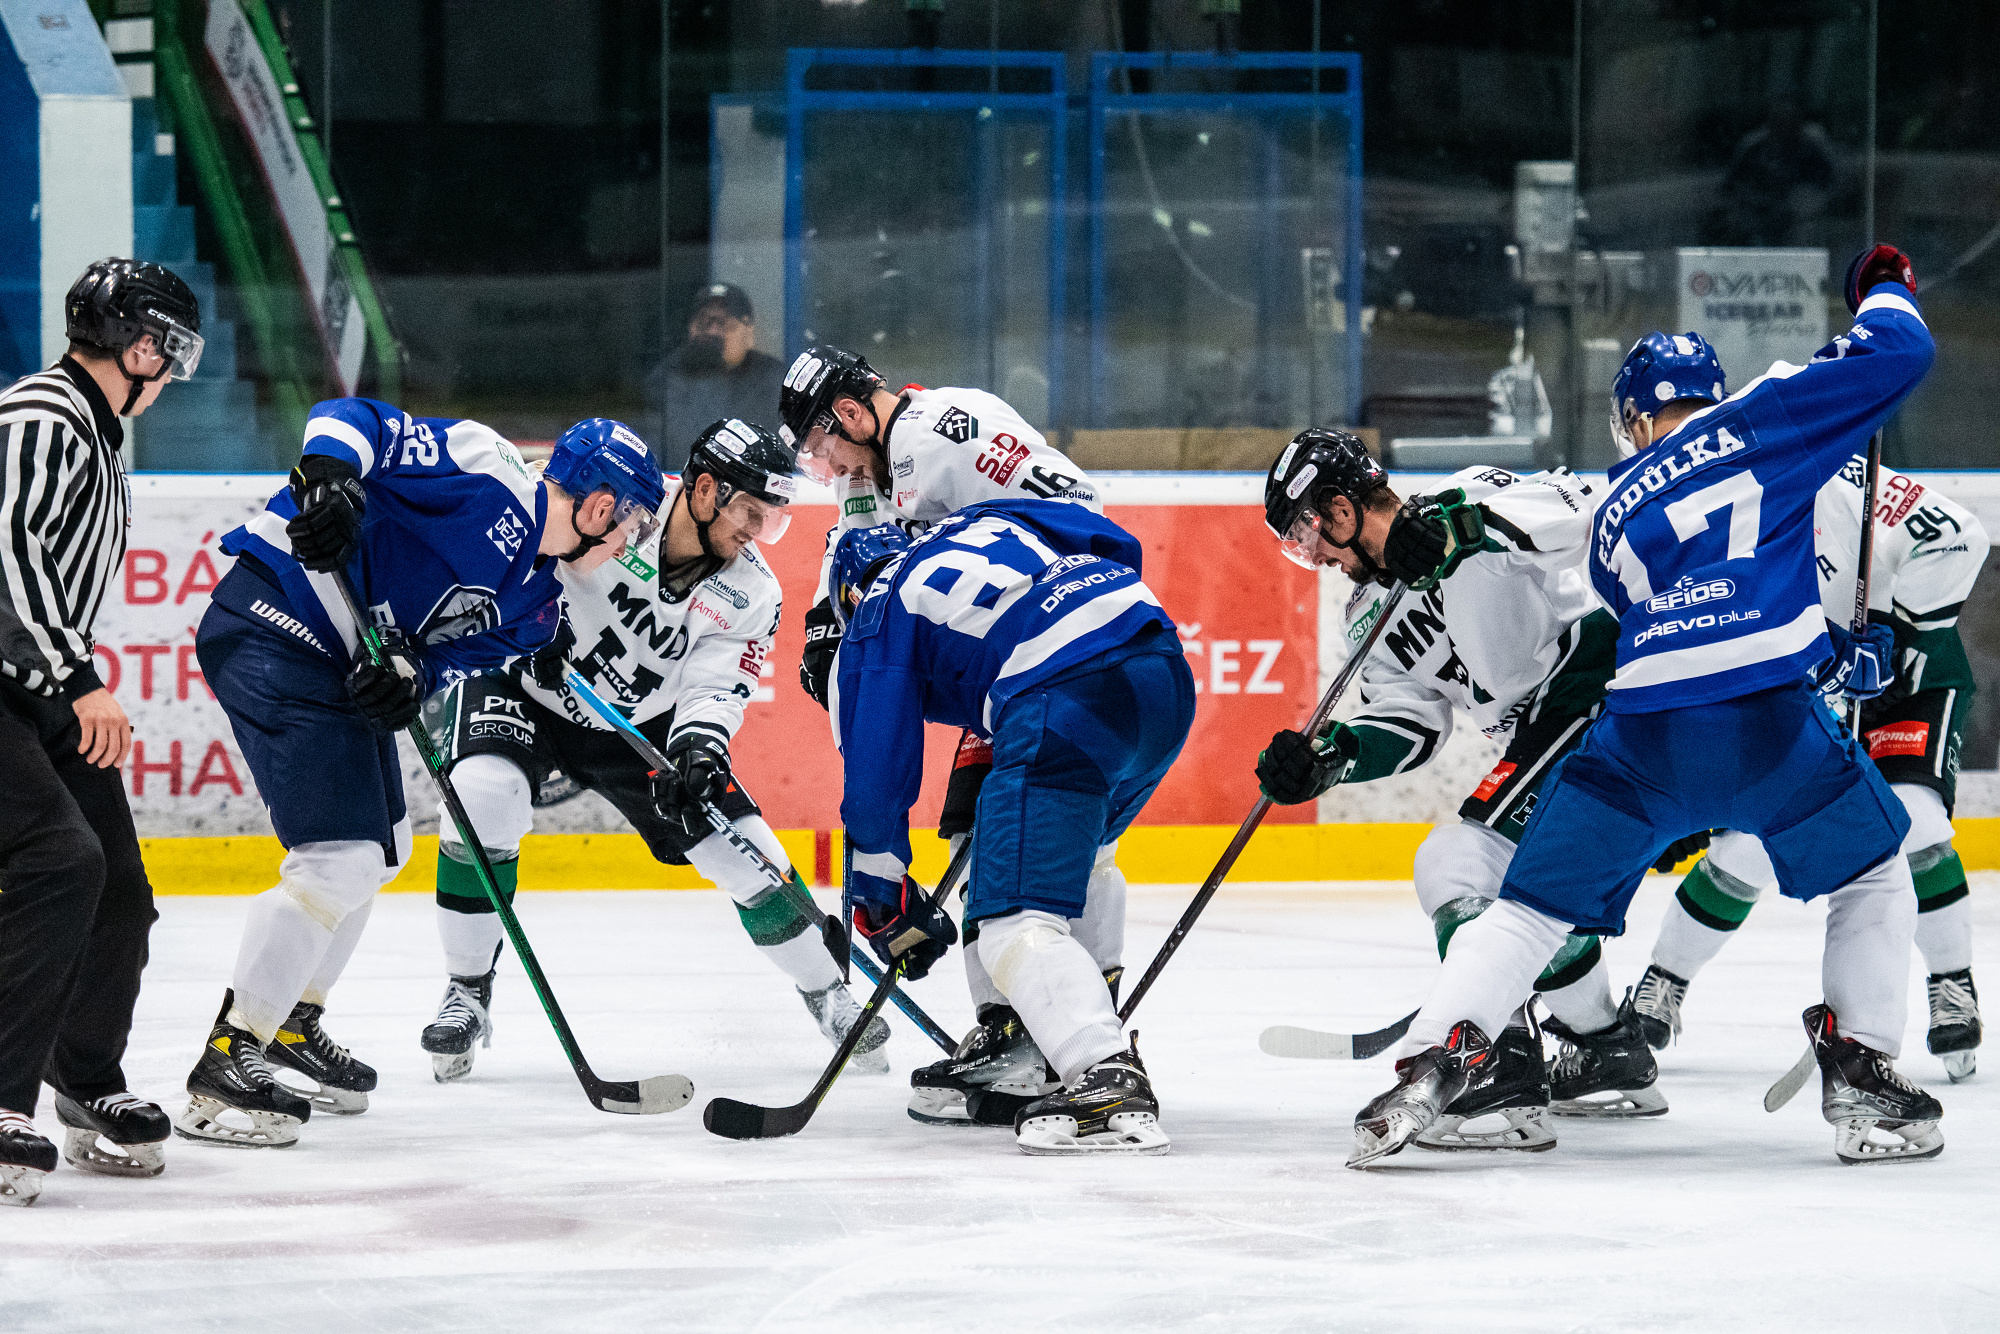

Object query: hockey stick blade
[1259,1010,1418,1061]
[1764,1044,1817,1113]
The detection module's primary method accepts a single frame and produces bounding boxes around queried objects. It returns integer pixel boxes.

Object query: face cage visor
[1609,398,1644,459]
[789,413,844,485]
[605,492,661,552]
[155,317,205,381]
[711,480,792,544]
[1276,509,1338,570]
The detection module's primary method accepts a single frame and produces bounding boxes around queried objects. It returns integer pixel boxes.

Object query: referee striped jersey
[0,359,129,699]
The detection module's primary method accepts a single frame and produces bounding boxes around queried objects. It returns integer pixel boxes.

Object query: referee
[0,259,201,1206]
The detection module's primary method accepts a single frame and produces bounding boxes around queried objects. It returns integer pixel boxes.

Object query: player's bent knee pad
[439,754,533,855]
[1413,820,1512,919]
[1892,784,1954,855]
[687,816,789,907]
[277,839,390,928]
[1704,830,1776,896]
[979,909,1073,998]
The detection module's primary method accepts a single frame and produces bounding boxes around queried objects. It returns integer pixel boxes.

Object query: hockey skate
[1630,964,1689,1051]
[801,982,890,1076]
[1015,1037,1169,1156]
[1545,994,1668,1118]
[1804,1004,1943,1165]
[422,969,495,1084]
[0,1110,57,1206]
[1349,1020,1491,1168]
[1415,1024,1555,1153]
[267,1002,377,1113]
[175,992,313,1148]
[54,1092,169,1178]
[909,1004,1058,1126]
[1926,969,1980,1083]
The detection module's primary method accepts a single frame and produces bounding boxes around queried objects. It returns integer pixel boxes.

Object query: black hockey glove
[1256,721,1360,806]
[525,616,577,692]
[286,454,367,573]
[799,597,842,710]
[1651,829,1711,874]
[846,874,958,981]
[346,632,425,733]
[651,728,732,839]
[1381,489,1487,590]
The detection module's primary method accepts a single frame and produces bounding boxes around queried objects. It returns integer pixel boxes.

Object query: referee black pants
[0,680,156,1115]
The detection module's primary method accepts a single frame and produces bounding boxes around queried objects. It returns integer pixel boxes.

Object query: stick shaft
[1118,581,1410,1023]
[1849,430,1883,735]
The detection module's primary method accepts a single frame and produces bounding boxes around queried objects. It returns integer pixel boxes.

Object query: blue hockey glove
[1382,489,1487,590]
[1256,721,1360,806]
[287,454,366,573]
[845,872,957,980]
[1811,620,1895,701]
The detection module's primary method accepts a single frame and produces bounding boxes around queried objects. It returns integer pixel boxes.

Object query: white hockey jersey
[1815,457,1987,633]
[814,385,1100,599]
[1338,467,1606,778]
[520,476,780,746]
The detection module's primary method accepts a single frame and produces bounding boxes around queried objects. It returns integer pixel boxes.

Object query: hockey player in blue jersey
[830,500,1195,1155]
[1349,245,1944,1169]
[177,406,663,1148]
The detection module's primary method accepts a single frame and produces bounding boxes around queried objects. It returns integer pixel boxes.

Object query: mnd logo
[1645,575,1735,615]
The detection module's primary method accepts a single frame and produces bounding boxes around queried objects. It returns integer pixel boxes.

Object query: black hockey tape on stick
[1258,1010,1419,1061]
[1119,581,1413,1026]
[332,575,693,1116]
[1848,429,1884,737]
[561,668,956,1054]
[703,834,975,1140]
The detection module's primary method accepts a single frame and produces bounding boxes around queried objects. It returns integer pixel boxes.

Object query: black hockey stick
[1258,1010,1420,1061]
[1118,581,1411,1024]
[332,574,693,1115]
[1847,430,1884,737]
[561,669,957,1054]
[704,834,974,1140]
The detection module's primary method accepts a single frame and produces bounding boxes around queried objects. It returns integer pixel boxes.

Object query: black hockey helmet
[66,259,205,414]
[778,344,888,481]
[1264,428,1390,571]
[683,417,800,545]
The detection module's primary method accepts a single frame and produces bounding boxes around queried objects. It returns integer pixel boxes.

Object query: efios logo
[1688,272,1715,297]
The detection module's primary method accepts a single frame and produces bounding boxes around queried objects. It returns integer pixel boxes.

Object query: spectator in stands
[644,283,785,471]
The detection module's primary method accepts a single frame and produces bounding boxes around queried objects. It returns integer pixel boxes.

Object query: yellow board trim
[137,819,2000,895]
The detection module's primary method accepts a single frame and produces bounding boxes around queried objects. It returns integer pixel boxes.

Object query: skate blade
[0,1163,47,1206]
[431,1050,476,1084]
[1015,1112,1171,1157]
[1942,1050,1977,1083]
[173,1095,303,1149]
[271,1070,369,1115]
[907,1088,978,1126]
[1347,1111,1424,1169]
[1834,1117,1944,1165]
[1550,1084,1669,1119]
[61,1126,166,1178]
[1416,1106,1557,1153]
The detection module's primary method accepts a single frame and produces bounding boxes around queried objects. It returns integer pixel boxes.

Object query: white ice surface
[4,876,1998,1332]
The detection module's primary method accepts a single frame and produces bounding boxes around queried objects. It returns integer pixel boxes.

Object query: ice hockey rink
[4,875,1996,1333]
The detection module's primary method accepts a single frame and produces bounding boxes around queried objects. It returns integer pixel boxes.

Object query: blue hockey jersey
[217,398,562,694]
[1593,286,1935,713]
[834,498,1179,875]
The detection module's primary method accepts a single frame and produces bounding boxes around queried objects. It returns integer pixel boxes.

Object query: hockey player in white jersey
[414,418,891,1079]
[1629,459,1986,1081]
[1254,430,1662,1150]
[776,344,1119,1126]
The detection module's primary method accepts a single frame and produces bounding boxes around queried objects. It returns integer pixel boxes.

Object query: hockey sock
[1403,899,1571,1057]
[1072,844,1128,974]
[436,847,516,977]
[1823,855,1917,1057]
[231,840,384,1043]
[302,895,375,1007]
[962,931,1007,1011]
[1536,939,1618,1033]
[1912,849,1974,975]
[1652,857,1756,981]
[736,876,840,993]
[980,910,1124,1083]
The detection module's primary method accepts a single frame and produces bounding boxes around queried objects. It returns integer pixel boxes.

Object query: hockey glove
[1812,619,1895,701]
[1652,829,1711,874]
[286,454,367,573]
[1256,720,1360,806]
[1844,243,1917,315]
[651,728,733,839]
[799,597,842,711]
[525,616,577,691]
[846,873,958,981]
[1382,489,1487,590]
[346,632,426,733]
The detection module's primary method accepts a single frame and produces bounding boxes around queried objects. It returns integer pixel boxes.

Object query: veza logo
[933,406,977,444]
[1645,575,1735,614]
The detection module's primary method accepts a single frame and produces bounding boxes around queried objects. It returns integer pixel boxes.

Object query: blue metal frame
[1085,51,1364,428]
[784,48,1068,425]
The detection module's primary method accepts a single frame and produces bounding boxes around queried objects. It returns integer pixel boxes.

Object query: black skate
[175,991,313,1148]
[54,1092,169,1178]
[1415,1024,1555,1153]
[1349,1020,1491,1168]
[802,982,890,1076]
[1545,994,1668,1118]
[909,1004,1058,1127]
[1926,969,1980,1084]
[267,1002,377,1114]
[1015,1036,1168,1156]
[1631,964,1689,1051]
[1805,1004,1944,1164]
[422,969,495,1084]
[0,1110,58,1207]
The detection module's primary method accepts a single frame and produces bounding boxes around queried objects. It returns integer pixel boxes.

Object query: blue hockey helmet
[1609,332,1727,457]
[830,524,912,630]
[544,418,668,558]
